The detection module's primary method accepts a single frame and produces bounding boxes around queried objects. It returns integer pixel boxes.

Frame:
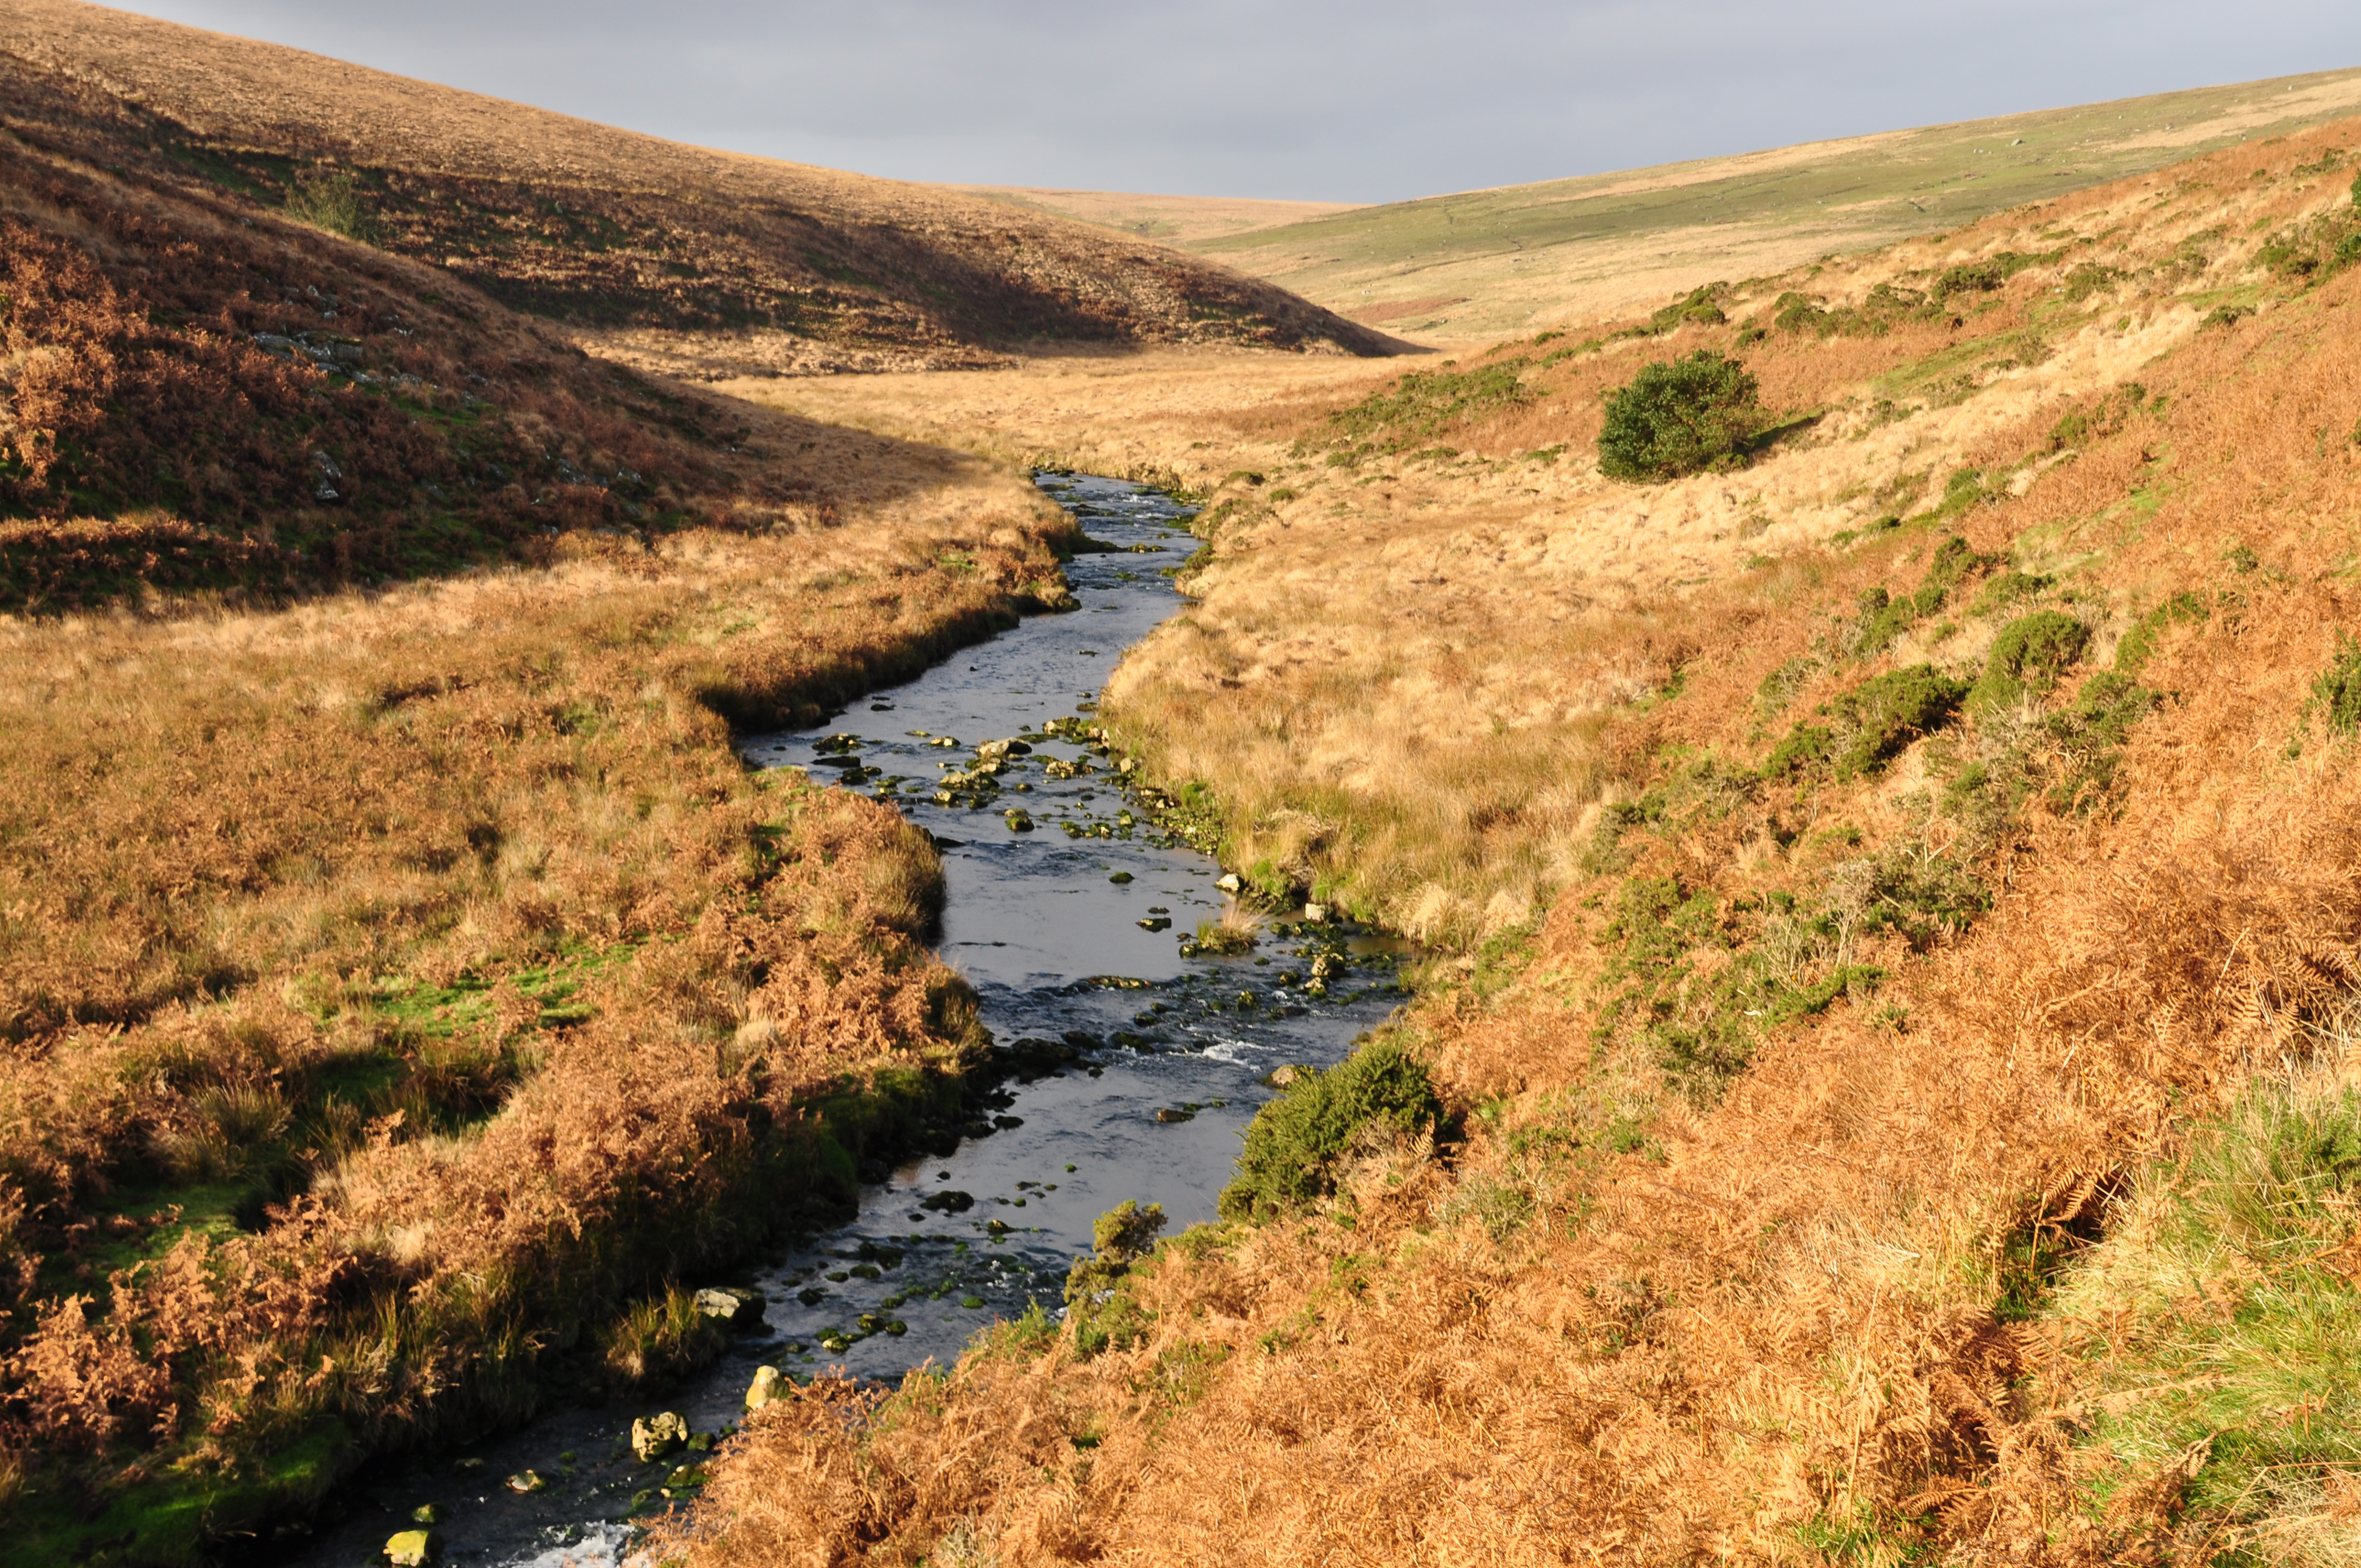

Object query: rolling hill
[1165,65,2361,339]
[0,0,1394,378]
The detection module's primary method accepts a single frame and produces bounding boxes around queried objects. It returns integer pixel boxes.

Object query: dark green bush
[1644,284,1728,334]
[2044,671,2160,814]
[1596,351,1765,482]
[284,169,379,244]
[2308,630,2361,737]
[1063,1199,1167,1357]
[1218,1039,1441,1222]
[1308,360,1534,458]
[1969,611,2090,717]
[2113,591,2207,677]
[1829,666,1970,779]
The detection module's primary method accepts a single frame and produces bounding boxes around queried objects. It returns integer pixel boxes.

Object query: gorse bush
[1596,350,1765,482]
[2308,630,2361,736]
[1219,1039,1441,1221]
[283,169,378,244]
[1308,360,1535,460]
[1968,610,2090,717]
[1063,1200,1166,1357]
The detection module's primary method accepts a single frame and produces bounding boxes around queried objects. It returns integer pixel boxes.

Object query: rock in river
[695,1286,766,1329]
[745,1365,785,1411]
[632,1411,688,1462]
[384,1529,442,1567]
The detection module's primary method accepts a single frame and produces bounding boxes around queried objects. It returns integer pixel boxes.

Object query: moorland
[10,1,2361,1564]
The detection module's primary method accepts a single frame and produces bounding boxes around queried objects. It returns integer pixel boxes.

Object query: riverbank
[0,435,1087,1560]
[663,117,2361,1562]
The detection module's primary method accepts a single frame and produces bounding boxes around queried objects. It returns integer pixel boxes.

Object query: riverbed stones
[410,1503,445,1525]
[506,1469,546,1494]
[694,1286,765,1329]
[1216,873,1243,893]
[1302,903,1330,923]
[384,1529,442,1566]
[1004,809,1034,831]
[745,1365,785,1411]
[632,1411,688,1462]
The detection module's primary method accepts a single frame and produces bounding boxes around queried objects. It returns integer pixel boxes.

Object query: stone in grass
[694,1286,766,1330]
[506,1470,545,1494]
[745,1365,785,1412]
[632,1411,688,1463]
[384,1529,442,1567]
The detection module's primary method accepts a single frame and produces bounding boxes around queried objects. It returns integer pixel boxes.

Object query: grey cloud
[114,1,2361,200]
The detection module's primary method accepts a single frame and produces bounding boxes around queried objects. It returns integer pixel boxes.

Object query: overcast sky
[113,1,2361,204]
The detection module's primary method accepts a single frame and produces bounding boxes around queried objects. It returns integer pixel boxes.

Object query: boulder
[1302,903,1330,924]
[1216,873,1244,894]
[632,1411,688,1463]
[745,1365,786,1411]
[384,1529,442,1567]
[505,1470,545,1494]
[694,1286,766,1330]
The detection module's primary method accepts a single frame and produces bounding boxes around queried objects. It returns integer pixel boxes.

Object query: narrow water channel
[279,476,1407,1567]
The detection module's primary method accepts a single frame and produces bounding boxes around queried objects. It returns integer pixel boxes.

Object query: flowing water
[277,475,1407,1567]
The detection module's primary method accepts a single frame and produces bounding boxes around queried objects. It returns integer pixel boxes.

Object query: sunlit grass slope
[1196,66,2361,339]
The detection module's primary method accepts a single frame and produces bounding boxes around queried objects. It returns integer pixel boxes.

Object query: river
[275,474,1406,1567]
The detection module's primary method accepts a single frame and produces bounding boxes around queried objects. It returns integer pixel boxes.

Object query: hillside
[1190,65,2361,340]
[0,0,1394,379]
[954,186,1363,245]
[677,108,2361,1566]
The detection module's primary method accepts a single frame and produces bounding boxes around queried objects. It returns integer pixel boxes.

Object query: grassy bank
[0,399,1094,1561]
[660,116,2361,1564]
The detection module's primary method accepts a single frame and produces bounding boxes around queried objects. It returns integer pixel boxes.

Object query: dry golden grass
[0,449,1074,1498]
[663,116,2361,1566]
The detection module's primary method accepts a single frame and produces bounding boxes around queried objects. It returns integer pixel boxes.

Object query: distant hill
[952,187,1363,246]
[0,0,1395,377]
[1182,66,2361,339]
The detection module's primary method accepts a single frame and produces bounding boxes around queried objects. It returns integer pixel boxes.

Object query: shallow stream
[277,475,1407,1567]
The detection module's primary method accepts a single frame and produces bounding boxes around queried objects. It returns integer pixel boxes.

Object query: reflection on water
[273,476,1408,1567]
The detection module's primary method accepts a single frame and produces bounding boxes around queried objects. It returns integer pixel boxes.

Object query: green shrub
[1596,351,1765,482]
[1644,284,1728,334]
[1307,360,1534,457]
[1829,666,1970,779]
[2113,591,2207,677]
[2044,671,2159,814]
[1218,1039,1441,1222]
[2060,262,2126,302]
[1063,1200,1166,1357]
[284,169,379,244]
[1969,611,2090,717]
[2307,630,2361,736]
